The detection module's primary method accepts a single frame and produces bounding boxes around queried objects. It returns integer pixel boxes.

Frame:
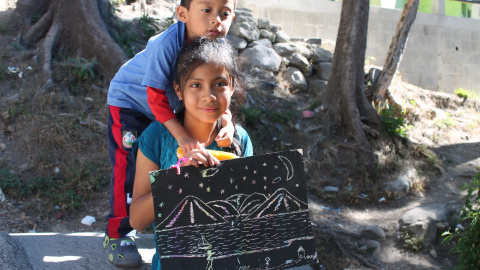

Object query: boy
[104,0,237,267]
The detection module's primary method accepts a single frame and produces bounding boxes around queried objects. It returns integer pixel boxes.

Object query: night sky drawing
[150,149,318,269]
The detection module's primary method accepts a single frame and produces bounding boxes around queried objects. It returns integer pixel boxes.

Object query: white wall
[238,0,480,94]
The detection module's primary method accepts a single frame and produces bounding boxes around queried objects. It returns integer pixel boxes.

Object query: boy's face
[177,0,236,40]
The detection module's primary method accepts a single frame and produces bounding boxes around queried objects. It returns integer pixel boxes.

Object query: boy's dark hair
[174,38,245,120]
[180,0,237,10]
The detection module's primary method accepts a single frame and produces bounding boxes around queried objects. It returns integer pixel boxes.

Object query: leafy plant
[240,107,296,126]
[379,104,408,138]
[455,88,477,100]
[68,57,98,81]
[442,172,480,270]
[402,231,427,251]
[139,13,160,40]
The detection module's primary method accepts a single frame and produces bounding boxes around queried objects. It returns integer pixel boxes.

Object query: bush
[379,104,409,138]
[442,172,480,270]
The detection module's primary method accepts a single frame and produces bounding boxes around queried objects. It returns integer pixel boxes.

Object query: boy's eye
[222,11,231,17]
[202,9,211,13]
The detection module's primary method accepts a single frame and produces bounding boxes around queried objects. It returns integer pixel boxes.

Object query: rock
[313,62,332,81]
[257,18,270,29]
[312,47,333,63]
[285,53,310,73]
[283,67,308,92]
[430,249,437,258]
[240,46,282,71]
[259,29,275,42]
[269,23,282,33]
[309,37,322,45]
[361,225,386,240]
[275,30,290,43]
[308,79,328,97]
[399,203,448,242]
[291,37,306,42]
[229,21,260,42]
[226,34,248,50]
[366,240,381,255]
[383,167,416,196]
[247,38,272,48]
[429,107,448,120]
[273,43,298,56]
[0,143,6,151]
[296,43,314,60]
[0,231,33,270]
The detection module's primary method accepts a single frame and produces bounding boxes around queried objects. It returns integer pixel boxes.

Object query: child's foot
[103,235,142,268]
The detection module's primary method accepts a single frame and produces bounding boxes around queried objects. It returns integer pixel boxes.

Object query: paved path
[5,232,315,270]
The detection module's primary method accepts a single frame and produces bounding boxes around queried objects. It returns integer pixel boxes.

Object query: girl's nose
[202,87,217,102]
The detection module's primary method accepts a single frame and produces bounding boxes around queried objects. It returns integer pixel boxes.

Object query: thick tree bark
[372,0,419,105]
[9,0,127,83]
[323,0,380,167]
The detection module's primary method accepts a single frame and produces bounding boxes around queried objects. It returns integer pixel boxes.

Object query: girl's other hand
[181,148,220,167]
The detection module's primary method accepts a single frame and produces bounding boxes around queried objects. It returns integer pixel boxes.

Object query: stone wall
[237,0,480,94]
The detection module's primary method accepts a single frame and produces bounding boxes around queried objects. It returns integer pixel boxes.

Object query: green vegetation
[402,231,427,251]
[379,104,411,138]
[455,88,477,100]
[442,172,480,270]
[240,107,296,126]
[68,57,98,81]
[434,112,456,129]
[139,13,160,40]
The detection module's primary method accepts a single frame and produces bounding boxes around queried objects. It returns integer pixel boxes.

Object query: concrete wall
[237,0,480,94]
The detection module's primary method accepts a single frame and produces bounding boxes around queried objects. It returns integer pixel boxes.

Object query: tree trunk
[372,0,419,105]
[8,0,127,83]
[323,0,380,168]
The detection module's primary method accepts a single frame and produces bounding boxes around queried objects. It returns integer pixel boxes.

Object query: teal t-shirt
[132,121,253,270]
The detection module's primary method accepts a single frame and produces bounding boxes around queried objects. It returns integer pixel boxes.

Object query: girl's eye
[215,82,227,87]
[191,83,200,88]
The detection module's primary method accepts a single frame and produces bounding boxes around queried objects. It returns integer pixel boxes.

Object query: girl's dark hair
[174,38,246,122]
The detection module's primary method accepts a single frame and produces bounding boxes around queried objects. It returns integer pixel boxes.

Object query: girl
[129,38,253,269]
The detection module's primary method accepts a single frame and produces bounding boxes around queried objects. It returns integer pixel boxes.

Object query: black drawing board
[150,149,318,269]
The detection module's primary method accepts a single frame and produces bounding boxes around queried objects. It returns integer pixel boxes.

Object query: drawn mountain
[245,188,308,219]
[239,192,268,214]
[207,200,239,217]
[158,196,227,229]
[226,193,248,210]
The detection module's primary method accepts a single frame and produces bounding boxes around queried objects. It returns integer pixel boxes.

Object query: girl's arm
[130,148,159,232]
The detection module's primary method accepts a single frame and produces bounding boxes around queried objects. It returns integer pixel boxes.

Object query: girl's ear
[176,6,188,23]
[174,82,183,100]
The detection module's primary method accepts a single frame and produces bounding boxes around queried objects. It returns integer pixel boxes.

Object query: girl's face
[176,62,234,124]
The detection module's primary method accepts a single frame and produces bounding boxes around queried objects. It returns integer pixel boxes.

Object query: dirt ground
[1,1,480,269]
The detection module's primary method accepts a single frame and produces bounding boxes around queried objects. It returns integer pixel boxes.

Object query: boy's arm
[215,109,234,147]
[147,86,176,123]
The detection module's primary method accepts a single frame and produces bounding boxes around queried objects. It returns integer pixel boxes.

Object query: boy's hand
[178,137,202,157]
[216,114,234,147]
[181,148,219,168]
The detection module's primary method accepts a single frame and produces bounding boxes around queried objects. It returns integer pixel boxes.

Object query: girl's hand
[178,136,201,155]
[181,148,220,167]
[216,116,234,147]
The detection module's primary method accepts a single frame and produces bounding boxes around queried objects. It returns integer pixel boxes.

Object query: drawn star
[296,184,299,188]
[230,177,234,184]
[264,176,267,181]
[243,176,247,181]
[157,213,162,218]
[264,186,267,190]
[199,183,204,188]
[206,187,211,192]
[235,185,238,190]
[245,166,249,170]
[274,165,278,169]
[253,170,257,174]
[252,180,256,184]
[178,188,183,194]
[263,163,267,166]
[159,202,164,207]
[221,189,225,194]
[184,172,189,178]
[167,185,173,190]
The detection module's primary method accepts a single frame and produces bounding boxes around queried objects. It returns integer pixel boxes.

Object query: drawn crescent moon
[200,167,219,178]
[278,155,294,181]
